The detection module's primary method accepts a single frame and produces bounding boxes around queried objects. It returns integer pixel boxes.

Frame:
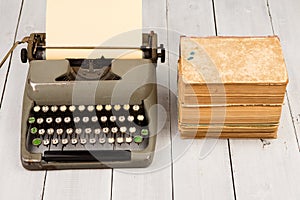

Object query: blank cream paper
[46,0,142,59]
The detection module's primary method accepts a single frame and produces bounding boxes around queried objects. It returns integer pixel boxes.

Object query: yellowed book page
[46,0,142,59]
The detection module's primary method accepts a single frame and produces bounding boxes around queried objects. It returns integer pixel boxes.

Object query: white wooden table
[1,0,300,199]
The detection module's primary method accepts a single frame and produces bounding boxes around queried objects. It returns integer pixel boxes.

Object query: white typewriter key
[43,139,50,146]
[52,138,59,145]
[94,128,101,135]
[123,104,130,111]
[55,117,62,124]
[117,137,124,144]
[33,105,41,112]
[42,106,49,112]
[105,105,112,111]
[120,126,127,133]
[133,105,140,111]
[66,128,73,135]
[137,115,145,121]
[64,117,71,123]
[75,128,82,134]
[78,105,85,112]
[103,127,109,134]
[47,128,54,135]
[37,118,44,124]
[110,116,116,122]
[125,136,133,143]
[83,117,89,123]
[127,115,134,122]
[89,138,96,144]
[38,129,45,135]
[71,138,78,145]
[87,105,94,112]
[108,137,115,144]
[51,105,58,112]
[96,105,103,111]
[80,138,87,145]
[129,127,136,133]
[60,105,67,112]
[114,104,121,111]
[111,127,118,134]
[99,138,106,144]
[119,116,125,122]
[56,128,63,135]
[62,138,68,145]
[100,116,107,123]
[46,117,53,124]
[85,128,92,134]
[73,117,80,123]
[69,105,76,112]
[91,116,98,122]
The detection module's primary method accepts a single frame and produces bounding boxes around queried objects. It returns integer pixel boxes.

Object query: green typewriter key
[134,135,143,144]
[30,127,38,134]
[141,129,149,136]
[28,117,35,124]
[32,138,42,146]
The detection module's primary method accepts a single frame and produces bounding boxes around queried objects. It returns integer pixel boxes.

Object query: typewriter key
[133,105,140,111]
[119,116,125,123]
[85,128,92,134]
[134,135,143,144]
[43,139,50,146]
[78,105,85,112]
[129,127,136,133]
[99,137,106,144]
[96,105,103,111]
[120,126,127,133]
[100,116,107,123]
[80,138,87,145]
[73,117,80,123]
[83,117,89,123]
[87,105,94,112]
[66,128,73,135]
[111,127,118,134]
[55,117,62,124]
[94,128,101,135]
[117,137,124,144]
[38,129,45,135]
[110,116,117,122]
[62,138,68,145]
[37,118,44,124]
[114,104,121,111]
[89,138,96,144]
[137,115,144,121]
[69,105,76,112]
[30,127,38,134]
[105,105,112,111]
[91,116,98,122]
[46,117,53,124]
[51,105,58,112]
[33,106,41,112]
[123,104,130,111]
[60,105,67,112]
[52,138,59,145]
[125,136,132,143]
[108,137,115,144]
[32,138,42,146]
[103,127,109,134]
[56,128,63,135]
[75,128,82,134]
[47,128,54,135]
[64,117,71,123]
[42,106,49,113]
[141,129,149,136]
[127,116,134,122]
[71,138,78,145]
[28,117,35,124]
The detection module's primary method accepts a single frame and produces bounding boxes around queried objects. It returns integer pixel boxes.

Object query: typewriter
[1,31,165,170]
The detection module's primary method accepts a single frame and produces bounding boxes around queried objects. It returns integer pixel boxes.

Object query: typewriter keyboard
[26,103,150,161]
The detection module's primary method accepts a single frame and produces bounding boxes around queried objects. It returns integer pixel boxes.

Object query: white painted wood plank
[214,0,300,199]
[0,0,46,199]
[112,1,172,200]
[0,0,22,102]
[168,0,235,199]
[268,0,300,149]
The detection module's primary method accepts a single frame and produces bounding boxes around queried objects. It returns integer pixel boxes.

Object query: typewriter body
[19,31,165,170]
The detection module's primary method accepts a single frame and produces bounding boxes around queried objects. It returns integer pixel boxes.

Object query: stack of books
[178,36,288,138]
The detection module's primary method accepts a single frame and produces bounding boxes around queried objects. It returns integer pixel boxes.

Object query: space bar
[43,150,131,162]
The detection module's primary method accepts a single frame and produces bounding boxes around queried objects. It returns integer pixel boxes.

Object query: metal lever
[0,36,30,69]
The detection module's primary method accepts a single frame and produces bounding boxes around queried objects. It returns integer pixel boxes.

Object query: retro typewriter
[0,31,165,170]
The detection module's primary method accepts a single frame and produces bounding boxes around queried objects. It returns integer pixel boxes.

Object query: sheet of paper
[46,0,142,59]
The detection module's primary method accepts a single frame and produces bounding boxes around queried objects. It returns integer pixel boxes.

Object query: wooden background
[0,0,300,199]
